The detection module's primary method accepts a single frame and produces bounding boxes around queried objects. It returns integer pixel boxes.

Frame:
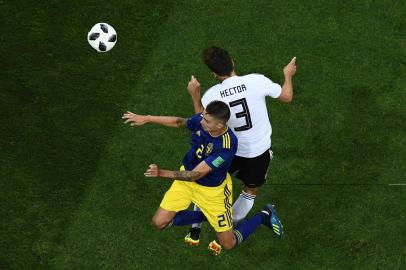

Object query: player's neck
[217,71,237,82]
[209,126,228,137]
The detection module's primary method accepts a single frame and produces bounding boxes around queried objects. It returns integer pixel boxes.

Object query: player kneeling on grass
[122,101,283,255]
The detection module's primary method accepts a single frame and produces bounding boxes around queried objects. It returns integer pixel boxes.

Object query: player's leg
[191,174,235,252]
[152,207,177,229]
[233,185,258,223]
[185,204,202,246]
[152,207,208,230]
[210,215,265,254]
[214,229,237,251]
[156,180,207,229]
[232,149,272,223]
[186,157,240,245]
[233,203,284,242]
[210,203,284,255]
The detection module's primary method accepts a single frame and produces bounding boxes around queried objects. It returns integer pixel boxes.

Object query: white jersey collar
[221,75,239,84]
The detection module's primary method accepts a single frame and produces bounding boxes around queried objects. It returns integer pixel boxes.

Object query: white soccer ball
[87,23,117,52]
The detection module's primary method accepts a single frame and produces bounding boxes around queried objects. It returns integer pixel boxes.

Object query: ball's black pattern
[88,32,100,40]
[108,34,117,42]
[100,23,108,33]
[98,42,107,51]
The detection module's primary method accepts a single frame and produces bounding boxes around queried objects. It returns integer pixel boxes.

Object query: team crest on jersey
[205,143,213,155]
[196,130,201,137]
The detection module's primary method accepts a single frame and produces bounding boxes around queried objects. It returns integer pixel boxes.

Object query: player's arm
[144,161,212,182]
[187,75,204,113]
[278,57,297,103]
[122,112,187,128]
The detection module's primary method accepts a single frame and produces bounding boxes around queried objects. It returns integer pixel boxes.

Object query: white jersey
[201,74,281,158]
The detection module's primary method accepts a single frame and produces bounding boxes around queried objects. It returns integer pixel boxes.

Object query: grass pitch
[1,0,405,269]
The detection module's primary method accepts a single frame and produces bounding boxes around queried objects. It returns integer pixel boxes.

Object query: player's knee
[243,185,259,195]
[151,216,169,230]
[218,238,236,250]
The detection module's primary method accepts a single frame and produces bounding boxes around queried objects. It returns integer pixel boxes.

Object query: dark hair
[205,100,230,124]
[202,47,233,76]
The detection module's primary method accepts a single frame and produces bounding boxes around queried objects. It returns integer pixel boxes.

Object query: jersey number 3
[229,98,252,131]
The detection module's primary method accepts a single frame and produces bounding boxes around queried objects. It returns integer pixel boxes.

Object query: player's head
[201,100,230,133]
[202,47,234,78]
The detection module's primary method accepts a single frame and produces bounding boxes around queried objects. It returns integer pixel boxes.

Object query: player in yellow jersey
[123,101,283,254]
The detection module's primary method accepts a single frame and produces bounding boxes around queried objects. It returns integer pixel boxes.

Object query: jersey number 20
[229,98,252,131]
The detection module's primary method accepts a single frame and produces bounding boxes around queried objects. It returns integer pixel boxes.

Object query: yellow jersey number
[196,144,205,159]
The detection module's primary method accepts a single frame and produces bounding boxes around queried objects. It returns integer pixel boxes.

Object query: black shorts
[228,148,273,188]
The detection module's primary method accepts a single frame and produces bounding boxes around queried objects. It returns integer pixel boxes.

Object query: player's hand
[187,75,201,97]
[283,57,297,78]
[122,111,149,126]
[144,164,160,177]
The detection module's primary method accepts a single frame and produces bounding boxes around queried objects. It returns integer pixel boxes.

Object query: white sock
[232,191,256,223]
[191,204,202,229]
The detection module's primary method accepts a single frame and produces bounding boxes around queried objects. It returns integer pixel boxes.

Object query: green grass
[1,0,405,269]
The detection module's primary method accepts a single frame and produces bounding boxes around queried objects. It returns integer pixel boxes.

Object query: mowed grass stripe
[1,1,173,269]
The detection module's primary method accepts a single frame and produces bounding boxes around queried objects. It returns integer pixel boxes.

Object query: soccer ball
[87,23,117,52]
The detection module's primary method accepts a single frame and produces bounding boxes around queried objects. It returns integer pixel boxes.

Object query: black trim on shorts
[223,184,232,227]
[228,148,272,188]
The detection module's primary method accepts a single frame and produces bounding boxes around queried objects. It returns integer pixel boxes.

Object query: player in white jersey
[184,47,296,246]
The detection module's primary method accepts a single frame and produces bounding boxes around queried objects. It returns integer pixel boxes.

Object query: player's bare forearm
[187,75,204,113]
[144,162,210,181]
[146,115,187,128]
[191,95,204,113]
[279,56,296,103]
[122,112,187,127]
[279,76,293,103]
[158,169,202,182]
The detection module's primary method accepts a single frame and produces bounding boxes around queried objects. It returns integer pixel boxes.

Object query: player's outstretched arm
[279,57,297,103]
[144,161,211,182]
[122,112,187,128]
[187,75,204,113]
